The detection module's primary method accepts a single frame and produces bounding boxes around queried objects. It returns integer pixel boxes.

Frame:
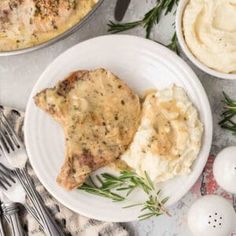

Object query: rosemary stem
[219,92,236,134]
[79,171,169,220]
[107,0,180,54]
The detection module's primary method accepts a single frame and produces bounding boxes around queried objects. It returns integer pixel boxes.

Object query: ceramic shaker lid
[188,195,236,236]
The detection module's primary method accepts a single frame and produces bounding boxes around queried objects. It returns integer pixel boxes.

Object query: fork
[0,163,43,229]
[0,112,65,236]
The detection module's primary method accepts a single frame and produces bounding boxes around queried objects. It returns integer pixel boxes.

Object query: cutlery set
[0,111,65,235]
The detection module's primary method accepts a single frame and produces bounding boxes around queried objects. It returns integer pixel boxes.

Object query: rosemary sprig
[167,32,179,54]
[108,0,179,54]
[79,171,170,220]
[139,193,170,220]
[79,175,125,201]
[107,20,142,35]
[219,92,236,133]
[108,0,179,39]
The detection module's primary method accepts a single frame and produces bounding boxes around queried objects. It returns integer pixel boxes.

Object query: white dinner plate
[24,35,213,222]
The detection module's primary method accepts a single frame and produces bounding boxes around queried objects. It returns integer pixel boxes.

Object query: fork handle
[16,170,65,236]
[27,188,64,236]
[2,203,24,236]
[24,204,44,230]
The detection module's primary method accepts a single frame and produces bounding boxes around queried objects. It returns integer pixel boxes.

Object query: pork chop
[34,68,141,190]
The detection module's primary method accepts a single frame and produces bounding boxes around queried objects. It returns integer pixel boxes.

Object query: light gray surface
[1,0,236,235]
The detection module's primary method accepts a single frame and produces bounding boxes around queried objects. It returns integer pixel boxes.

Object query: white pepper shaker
[188,195,236,236]
[213,146,236,194]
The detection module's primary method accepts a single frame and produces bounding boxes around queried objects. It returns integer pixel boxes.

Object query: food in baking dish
[0,0,98,51]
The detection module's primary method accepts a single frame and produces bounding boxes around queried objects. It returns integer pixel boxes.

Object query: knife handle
[114,0,131,21]
[2,202,24,236]
[0,215,5,236]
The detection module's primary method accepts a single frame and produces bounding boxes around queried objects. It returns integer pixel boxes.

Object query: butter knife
[0,202,5,236]
[114,0,131,21]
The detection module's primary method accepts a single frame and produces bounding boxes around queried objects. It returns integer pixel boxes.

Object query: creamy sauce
[121,85,203,183]
[183,0,236,74]
[108,159,131,171]
[34,69,141,190]
[0,0,98,51]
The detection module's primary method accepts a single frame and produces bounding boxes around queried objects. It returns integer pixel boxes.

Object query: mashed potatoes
[183,0,236,74]
[121,85,203,182]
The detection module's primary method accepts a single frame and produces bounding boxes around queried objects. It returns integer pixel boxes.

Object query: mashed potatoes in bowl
[182,0,236,74]
[122,85,203,182]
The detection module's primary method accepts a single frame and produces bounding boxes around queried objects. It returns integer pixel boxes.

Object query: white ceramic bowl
[175,0,236,80]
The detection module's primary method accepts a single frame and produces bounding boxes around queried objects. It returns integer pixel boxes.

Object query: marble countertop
[1,0,236,235]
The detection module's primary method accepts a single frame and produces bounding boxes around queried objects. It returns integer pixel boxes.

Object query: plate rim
[24,34,213,222]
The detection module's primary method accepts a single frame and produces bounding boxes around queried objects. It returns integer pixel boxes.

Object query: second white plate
[24,35,212,222]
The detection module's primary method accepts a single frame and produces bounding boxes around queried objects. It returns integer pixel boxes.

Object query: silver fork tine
[0,167,14,190]
[0,180,8,190]
[0,118,18,151]
[0,130,12,154]
[0,112,21,147]
[1,134,15,153]
[0,165,15,189]
[0,176,11,189]
[0,164,15,183]
[0,118,15,148]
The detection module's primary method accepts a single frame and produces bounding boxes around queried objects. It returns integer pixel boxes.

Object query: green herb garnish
[167,32,179,54]
[108,0,179,54]
[79,171,170,220]
[219,92,236,133]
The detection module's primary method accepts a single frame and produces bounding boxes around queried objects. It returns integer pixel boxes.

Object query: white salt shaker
[213,146,236,194]
[188,195,236,236]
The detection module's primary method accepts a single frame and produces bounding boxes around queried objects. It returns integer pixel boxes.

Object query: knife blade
[114,0,131,22]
